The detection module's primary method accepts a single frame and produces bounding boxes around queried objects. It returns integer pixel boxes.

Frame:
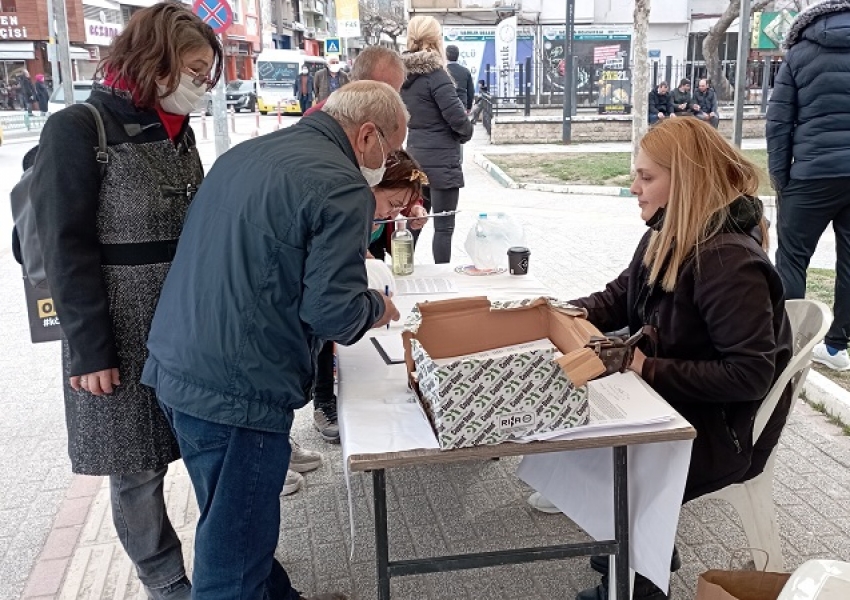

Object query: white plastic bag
[464,212,526,270]
[365,258,396,296]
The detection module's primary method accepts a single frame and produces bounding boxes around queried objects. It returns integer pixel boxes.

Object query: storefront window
[0,0,17,11]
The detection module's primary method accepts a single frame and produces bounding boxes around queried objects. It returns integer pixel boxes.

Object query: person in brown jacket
[534,118,794,600]
[313,56,350,103]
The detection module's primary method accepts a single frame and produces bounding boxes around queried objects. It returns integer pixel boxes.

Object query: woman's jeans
[428,187,460,264]
[110,468,186,591]
[159,402,300,600]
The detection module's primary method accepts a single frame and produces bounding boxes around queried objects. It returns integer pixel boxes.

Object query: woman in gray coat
[401,16,473,263]
[30,4,222,599]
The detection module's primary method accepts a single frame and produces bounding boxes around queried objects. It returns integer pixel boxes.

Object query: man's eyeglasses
[184,67,214,90]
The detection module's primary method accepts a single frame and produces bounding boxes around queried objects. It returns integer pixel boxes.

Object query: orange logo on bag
[37,298,57,319]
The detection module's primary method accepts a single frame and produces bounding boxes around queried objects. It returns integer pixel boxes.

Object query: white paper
[395,277,458,295]
[431,338,559,366]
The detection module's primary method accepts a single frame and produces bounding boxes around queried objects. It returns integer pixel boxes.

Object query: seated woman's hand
[629,348,646,377]
[407,205,429,230]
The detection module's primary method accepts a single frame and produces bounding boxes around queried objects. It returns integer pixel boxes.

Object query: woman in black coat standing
[29,4,222,599]
[401,15,473,264]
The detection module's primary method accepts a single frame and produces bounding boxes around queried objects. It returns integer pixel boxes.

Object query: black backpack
[11,102,108,289]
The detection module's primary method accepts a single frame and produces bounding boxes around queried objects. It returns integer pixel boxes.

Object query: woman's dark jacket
[29,85,201,474]
[401,50,473,189]
[572,198,793,501]
[767,0,850,190]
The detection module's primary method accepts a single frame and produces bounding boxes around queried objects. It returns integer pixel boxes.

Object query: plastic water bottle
[474,212,497,270]
[391,218,414,276]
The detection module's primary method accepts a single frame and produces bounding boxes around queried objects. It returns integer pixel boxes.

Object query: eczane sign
[85,19,123,46]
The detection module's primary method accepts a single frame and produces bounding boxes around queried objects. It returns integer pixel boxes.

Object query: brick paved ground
[3,122,848,600]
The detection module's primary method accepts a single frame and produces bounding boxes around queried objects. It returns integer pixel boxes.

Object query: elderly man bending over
[142,81,406,600]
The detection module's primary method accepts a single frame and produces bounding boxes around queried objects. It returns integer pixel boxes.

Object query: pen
[373,210,461,225]
[385,285,390,329]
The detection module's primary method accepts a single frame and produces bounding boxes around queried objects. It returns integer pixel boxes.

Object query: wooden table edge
[347,424,696,472]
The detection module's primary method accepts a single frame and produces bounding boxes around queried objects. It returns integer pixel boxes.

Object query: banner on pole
[336,0,361,39]
[495,16,517,98]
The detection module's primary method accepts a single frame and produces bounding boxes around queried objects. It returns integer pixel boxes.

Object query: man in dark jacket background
[17,69,34,115]
[446,44,474,111]
[648,81,674,124]
[768,0,850,371]
[691,78,719,128]
[670,78,692,117]
[142,81,406,599]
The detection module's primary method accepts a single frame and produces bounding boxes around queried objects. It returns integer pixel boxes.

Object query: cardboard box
[402,297,607,449]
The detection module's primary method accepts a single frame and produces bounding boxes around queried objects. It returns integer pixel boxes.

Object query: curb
[474,152,779,205]
[804,370,850,428]
[473,152,633,197]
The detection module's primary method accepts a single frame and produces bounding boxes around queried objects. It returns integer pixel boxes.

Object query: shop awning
[0,42,35,61]
[70,46,93,60]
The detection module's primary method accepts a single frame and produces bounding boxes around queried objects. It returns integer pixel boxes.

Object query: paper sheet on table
[517,426,692,594]
[395,277,457,295]
[522,372,675,441]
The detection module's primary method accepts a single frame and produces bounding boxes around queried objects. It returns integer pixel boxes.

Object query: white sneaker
[812,342,850,371]
[281,469,303,496]
[527,492,561,514]
[289,438,323,473]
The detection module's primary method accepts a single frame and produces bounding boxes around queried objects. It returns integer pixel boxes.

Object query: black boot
[576,573,669,600]
[590,546,680,575]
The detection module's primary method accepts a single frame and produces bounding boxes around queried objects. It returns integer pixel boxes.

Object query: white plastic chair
[699,299,832,572]
[778,559,850,600]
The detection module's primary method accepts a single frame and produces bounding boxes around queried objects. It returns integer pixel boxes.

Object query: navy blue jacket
[142,111,385,433]
[767,9,850,189]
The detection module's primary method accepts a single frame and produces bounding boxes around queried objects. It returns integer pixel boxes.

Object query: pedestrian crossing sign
[325,38,341,55]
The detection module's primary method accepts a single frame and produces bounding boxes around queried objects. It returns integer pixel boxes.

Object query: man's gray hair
[350,46,406,82]
[322,80,409,136]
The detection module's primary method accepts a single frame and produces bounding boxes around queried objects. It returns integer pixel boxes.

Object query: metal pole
[760,57,770,114]
[525,55,532,116]
[733,0,753,147]
[562,0,575,143]
[213,34,231,157]
[665,55,672,87]
[652,61,658,87]
[53,0,74,107]
[46,0,59,84]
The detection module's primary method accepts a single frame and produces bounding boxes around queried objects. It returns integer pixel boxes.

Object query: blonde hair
[640,118,767,291]
[322,80,410,136]
[406,16,446,64]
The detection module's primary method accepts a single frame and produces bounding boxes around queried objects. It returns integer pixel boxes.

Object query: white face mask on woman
[158,72,207,115]
[360,130,387,187]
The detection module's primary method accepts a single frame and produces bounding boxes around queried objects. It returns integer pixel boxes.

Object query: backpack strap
[81,102,109,172]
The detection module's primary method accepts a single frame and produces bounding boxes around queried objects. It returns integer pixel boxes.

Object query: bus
[255,49,326,115]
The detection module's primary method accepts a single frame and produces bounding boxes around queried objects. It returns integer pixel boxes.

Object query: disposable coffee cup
[508,246,530,275]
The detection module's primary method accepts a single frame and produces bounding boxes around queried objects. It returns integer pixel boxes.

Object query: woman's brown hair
[376,150,428,203]
[96,1,223,109]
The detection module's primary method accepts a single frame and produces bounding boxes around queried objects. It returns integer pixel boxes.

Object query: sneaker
[289,438,323,473]
[812,342,850,371]
[313,404,340,443]
[145,576,191,600]
[299,593,348,600]
[527,492,560,514]
[576,574,668,600]
[281,469,303,496]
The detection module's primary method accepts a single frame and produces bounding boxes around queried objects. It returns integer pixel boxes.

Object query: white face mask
[158,72,207,115]
[329,63,341,74]
[360,130,387,187]
[301,69,309,75]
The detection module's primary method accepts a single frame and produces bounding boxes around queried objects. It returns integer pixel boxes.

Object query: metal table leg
[373,469,390,600]
[613,446,630,600]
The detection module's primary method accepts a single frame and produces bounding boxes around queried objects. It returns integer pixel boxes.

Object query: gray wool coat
[401,50,473,190]
[30,85,202,475]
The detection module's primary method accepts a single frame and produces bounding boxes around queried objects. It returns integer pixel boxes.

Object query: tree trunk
[702,0,772,101]
[632,0,651,170]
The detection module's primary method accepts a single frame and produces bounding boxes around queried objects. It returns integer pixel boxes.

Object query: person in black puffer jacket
[767,0,850,371]
[401,15,474,264]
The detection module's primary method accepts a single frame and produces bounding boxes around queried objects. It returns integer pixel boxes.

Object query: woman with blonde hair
[401,15,473,263]
[531,118,794,600]
[30,2,222,598]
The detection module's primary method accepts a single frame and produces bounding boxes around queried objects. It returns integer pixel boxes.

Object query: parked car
[225,80,257,112]
[48,80,213,116]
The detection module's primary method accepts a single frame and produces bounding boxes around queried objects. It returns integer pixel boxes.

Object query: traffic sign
[192,0,233,34]
[325,38,341,55]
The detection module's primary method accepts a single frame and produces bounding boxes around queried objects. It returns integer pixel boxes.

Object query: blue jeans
[158,403,299,600]
[110,468,187,591]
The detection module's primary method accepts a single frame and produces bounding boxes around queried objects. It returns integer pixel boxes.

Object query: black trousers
[313,341,336,411]
[776,177,850,349]
[413,186,460,264]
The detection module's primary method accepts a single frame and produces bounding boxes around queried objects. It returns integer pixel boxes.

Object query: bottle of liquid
[474,212,496,270]
[391,218,414,276]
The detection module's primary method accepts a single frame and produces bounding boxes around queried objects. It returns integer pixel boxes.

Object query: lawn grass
[488,149,775,196]
[802,268,850,396]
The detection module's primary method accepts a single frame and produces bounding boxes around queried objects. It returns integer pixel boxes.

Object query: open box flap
[556,348,606,387]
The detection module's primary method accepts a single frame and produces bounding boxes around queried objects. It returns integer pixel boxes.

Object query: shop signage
[85,19,124,46]
[0,14,29,40]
